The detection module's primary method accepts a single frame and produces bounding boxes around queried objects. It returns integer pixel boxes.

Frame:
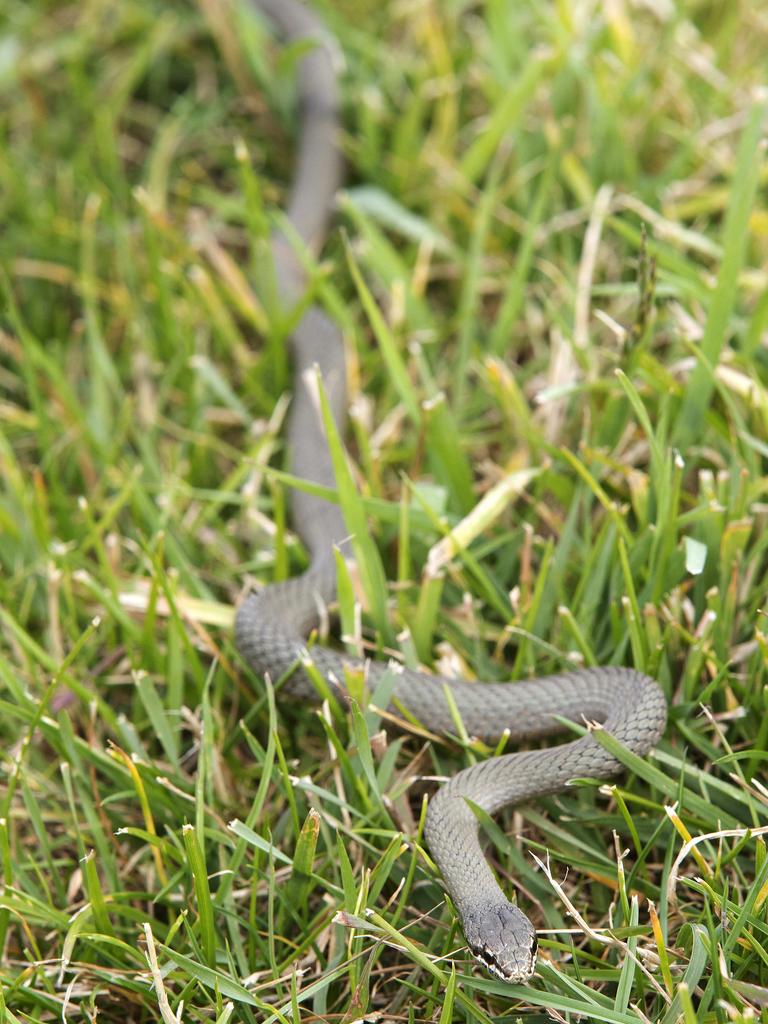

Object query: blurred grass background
[1,0,768,1020]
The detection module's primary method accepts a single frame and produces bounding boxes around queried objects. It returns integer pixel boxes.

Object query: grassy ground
[2,0,768,1020]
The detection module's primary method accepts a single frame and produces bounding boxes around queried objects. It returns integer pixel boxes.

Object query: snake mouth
[474,948,513,981]
[471,940,537,983]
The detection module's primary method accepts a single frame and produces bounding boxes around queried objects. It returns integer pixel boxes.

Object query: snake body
[235,0,668,983]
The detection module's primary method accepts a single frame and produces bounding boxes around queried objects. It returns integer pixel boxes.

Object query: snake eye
[531,937,538,956]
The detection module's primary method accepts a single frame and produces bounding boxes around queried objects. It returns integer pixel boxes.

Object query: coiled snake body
[235,0,667,983]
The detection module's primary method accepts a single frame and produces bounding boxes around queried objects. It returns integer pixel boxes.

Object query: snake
[234,0,668,984]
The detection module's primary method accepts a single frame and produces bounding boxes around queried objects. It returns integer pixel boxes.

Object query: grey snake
[234,0,668,984]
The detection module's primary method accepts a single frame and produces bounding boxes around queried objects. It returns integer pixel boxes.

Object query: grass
[1,0,768,1021]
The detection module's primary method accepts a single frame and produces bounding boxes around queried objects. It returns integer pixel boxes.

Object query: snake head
[462,901,538,983]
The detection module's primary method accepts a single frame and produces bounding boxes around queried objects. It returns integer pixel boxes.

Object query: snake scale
[234,0,668,983]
